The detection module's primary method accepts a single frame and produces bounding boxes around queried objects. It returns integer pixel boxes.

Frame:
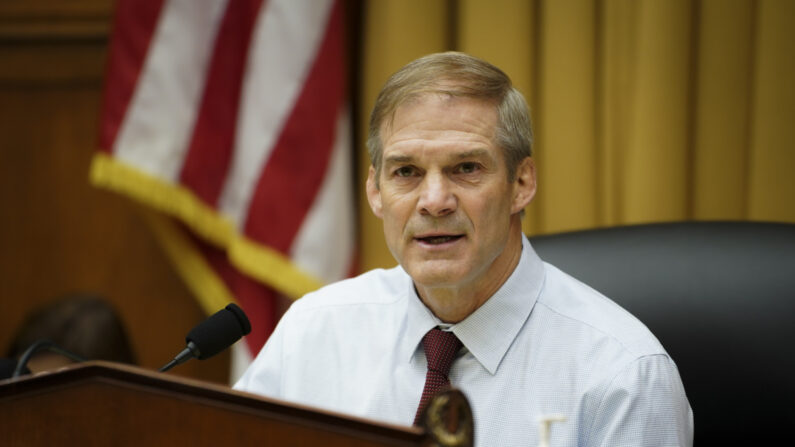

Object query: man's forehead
[381,92,497,136]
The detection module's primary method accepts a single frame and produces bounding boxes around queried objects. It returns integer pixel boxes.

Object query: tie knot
[422,328,462,374]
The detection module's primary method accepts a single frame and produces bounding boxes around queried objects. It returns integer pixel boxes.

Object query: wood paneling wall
[0,1,230,383]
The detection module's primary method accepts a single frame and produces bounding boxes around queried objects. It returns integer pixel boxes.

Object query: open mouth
[415,235,464,245]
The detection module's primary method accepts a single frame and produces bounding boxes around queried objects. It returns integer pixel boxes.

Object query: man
[235,52,693,446]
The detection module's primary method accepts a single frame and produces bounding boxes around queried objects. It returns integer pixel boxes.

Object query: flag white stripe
[230,339,254,384]
[114,0,227,181]
[290,107,356,283]
[218,0,335,228]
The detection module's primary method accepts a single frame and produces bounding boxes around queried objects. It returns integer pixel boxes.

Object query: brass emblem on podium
[418,388,473,447]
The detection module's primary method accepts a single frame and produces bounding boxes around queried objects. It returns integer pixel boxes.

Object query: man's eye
[394,166,416,177]
[456,162,480,174]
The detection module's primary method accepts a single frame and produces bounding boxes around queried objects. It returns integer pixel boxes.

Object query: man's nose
[417,173,457,217]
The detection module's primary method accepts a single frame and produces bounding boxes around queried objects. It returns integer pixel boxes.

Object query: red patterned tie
[413,328,463,425]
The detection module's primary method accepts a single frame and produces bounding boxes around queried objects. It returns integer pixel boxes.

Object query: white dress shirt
[235,236,693,446]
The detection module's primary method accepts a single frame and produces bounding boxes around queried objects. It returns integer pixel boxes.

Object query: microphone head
[186,303,251,360]
[225,303,251,335]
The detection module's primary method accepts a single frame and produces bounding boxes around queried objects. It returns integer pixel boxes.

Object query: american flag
[91,0,355,376]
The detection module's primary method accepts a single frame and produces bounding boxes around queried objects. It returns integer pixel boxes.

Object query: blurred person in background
[3,294,137,378]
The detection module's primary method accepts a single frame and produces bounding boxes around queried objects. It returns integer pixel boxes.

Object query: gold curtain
[357,0,795,271]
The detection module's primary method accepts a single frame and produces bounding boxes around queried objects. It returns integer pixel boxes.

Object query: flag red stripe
[179,0,265,206]
[243,0,346,253]
[229,274,280,356]
[98,0,165,153]
[198,239,280,355]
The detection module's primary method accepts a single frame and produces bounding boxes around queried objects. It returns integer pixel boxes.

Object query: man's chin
[404,260,469,289]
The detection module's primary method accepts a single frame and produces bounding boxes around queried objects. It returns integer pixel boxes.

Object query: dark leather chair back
[529,221,795,445]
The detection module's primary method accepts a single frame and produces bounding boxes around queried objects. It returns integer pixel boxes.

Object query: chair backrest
[529,221,795,445]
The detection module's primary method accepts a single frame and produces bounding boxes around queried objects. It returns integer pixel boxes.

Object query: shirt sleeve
[585,354,694,447]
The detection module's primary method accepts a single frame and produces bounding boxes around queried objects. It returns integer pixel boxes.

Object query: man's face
[367,94,534,293]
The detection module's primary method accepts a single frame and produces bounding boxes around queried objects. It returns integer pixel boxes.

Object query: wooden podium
[0,361,457,446]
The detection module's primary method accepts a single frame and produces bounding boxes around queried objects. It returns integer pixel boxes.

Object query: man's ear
[511,157,536,214]
[366,166,383,218]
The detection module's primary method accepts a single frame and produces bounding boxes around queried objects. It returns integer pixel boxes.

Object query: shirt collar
[404,276,442,363]
[403,235,546,374]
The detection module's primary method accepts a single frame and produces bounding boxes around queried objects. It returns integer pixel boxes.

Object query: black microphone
[159,303,251,373]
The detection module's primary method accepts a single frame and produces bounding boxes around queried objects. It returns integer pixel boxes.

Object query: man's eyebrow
[385,149,492,164]
[384,154,414,164]
[455,148,491,159]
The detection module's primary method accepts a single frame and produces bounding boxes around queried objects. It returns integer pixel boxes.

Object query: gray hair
[367,51,533,184]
